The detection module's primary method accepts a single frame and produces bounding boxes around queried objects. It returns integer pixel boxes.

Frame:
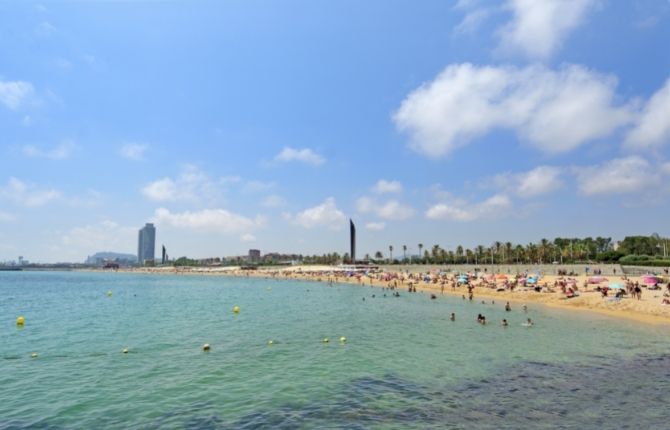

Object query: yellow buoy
[122,347,128,354]
[233,306,240,314]
[322,337,330,343]
[203,343,211,351]
[107,290,113,297]
[267,340,274,345]
[340,336,347,343]
[31,352,38,358]
[16,316,25,326]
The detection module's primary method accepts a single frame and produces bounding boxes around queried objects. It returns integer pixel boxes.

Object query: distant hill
[86,252,137,265]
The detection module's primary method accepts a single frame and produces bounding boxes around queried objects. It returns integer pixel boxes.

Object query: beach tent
[587,276,608,284]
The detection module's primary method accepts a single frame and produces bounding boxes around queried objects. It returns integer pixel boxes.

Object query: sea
[1,271,669,429]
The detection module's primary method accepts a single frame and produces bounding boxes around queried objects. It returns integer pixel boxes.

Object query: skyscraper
[350,219,356,263]
[137,223,156,265]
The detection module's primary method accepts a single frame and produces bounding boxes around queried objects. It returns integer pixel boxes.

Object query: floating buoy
[322,337,330,343]
[16,316,25,326]
[122,347,129,354]
[107,290,113,297]
[266,287,272,291]
[339,336,347,343]
[267,340,274,345]
[233,306,240,314]
[31,352,38,358]
[203,343,210,351]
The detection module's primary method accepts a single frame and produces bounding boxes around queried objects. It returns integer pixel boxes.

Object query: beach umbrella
[526,278,536,284]
[642,276,658,285]
[495,274,508,280]
[587,276,608,284]
[608,283,624,289]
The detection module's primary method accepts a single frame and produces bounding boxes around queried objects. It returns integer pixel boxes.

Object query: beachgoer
[526,318,533,326]
[501,319,508,327]
[450,312,455,321]
[505,302,511,312]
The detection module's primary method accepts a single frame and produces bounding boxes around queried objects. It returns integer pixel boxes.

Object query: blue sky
[1,0,669,263]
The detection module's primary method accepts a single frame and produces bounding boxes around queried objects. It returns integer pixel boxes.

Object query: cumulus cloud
[292,197,347,229]
[426,194,512,221]
[1,177,61,207]
[498,0,599,59]
[372,179,403,194]
[365,222,386,231]
[141,165,220,203]
[625,77,670,150]
[575,156,659,195]
[0,80,34,110]
[356,197,415,220]
[493,165,564,197]
[394,63,632,158]
[274,147,325,166]
[120,143,148,161]
[153,207,264,233]
[22,141,76,160]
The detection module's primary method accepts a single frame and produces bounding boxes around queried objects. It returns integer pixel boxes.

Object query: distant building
[137,223,156,265]
[350,219,356,263]
[248,249,261,263]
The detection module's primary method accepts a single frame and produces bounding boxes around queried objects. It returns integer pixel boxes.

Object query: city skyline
[0,1,669,263]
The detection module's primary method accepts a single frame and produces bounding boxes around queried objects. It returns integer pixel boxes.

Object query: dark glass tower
[137,223,156,264]
[350,219,356,263]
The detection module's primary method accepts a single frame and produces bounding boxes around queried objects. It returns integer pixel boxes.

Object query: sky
[1,0,669,263]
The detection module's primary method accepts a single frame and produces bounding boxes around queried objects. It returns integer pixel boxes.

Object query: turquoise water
[1,271,669,429]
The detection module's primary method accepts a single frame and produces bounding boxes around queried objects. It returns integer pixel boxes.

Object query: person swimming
[524,318,533,326]
[449,312,455,321]
[501,319,508,327]
[505,302,511,312]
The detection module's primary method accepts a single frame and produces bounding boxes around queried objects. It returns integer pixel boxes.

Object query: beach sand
[114,265,670,325]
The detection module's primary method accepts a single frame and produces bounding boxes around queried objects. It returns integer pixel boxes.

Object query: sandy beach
[111,265,670,325]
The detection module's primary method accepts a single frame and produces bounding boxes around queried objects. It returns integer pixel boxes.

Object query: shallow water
[1,271,668,429]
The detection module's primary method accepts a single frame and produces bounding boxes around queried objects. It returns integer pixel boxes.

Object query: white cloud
[372,179,403,194]
[141,165,220,202]
[365,222,386,231]
[625,77,670,150]
[61,220,136,254]
[292,197,347,229]
[576,156,659,195]
[1,177,61,207]
[426,194,512,221]
[120,143,148,161]
[394,63,632,158]
[153,207,264,234]
[0,80,34,110]
[498,0,599,59]
[261,194,286,208]
[493,165,563,197]
[356,197,415,220]
[22,140,76,160]
[455,7,492,34]
[274,147,325,166]
[240,233,256,242]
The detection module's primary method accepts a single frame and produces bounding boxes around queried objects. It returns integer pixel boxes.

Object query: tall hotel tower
[137,223,156,265]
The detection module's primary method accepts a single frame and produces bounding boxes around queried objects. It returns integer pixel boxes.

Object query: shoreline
[87,266,670,326]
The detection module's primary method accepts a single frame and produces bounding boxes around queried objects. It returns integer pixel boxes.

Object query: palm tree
[402,245,407,262]
[418,243,423,264]
[389,245,394,263]
[456,245,464,264]
[505,242,512,264]
[431,244,441,263]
